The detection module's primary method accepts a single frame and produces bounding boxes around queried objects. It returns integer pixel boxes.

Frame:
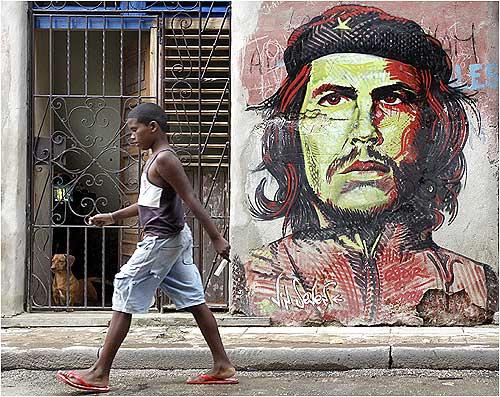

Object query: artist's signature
[270,272,343,310]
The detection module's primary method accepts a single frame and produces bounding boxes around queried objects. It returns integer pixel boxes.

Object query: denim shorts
[112,224,205,314]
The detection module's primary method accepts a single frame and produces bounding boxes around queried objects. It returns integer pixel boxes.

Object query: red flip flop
[56,370,110,393]
[186,373,239,385]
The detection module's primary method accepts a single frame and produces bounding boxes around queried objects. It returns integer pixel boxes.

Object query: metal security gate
[27,1,231,311]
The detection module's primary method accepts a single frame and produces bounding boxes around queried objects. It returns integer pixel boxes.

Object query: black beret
[284,5,452,82]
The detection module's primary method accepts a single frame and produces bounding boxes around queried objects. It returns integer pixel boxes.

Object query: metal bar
[64,227,70,308]
[202,2,215,32]
[201,4,229,80]
[66,16,70,95]
[203,223,230,292]
[32,13,160,27]
[201,79,228,154]
[31,306,113,311]
[137,16,144,246]
[48,15,55,309]
[138,16,142,98]
[84,227,88,306]
[156,15,161,104]
[101,227,106,308]
[118,227,122,274]
[155,16,169,306]
[85,16,88,96]
[33,95,157,98]
[120,16,124,96]
[33,224,142,229]
[134,15,156,261]
[155,14,163,314]
[32,5,229,14]
[102,16,106,96]
[32,12,163,17]
[197,2,203,277]
[223,169,229,305]
[203,141,228,208]
[162,77,229,82]
[203,255,218,291]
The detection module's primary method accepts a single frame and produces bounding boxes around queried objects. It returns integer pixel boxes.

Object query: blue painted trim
[34,16,156,30]
[32,1,230,17]
[34,1,230,29]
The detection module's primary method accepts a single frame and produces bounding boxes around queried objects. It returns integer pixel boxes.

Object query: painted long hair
[250,56,478,236]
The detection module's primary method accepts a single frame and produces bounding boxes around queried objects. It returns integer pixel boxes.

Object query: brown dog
[51,254,99,306]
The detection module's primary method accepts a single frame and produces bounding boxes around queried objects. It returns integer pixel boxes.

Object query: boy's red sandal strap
[186,373,239,384]
[56,370,110,393]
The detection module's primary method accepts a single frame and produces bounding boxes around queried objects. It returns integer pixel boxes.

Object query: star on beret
[333,17,352,31]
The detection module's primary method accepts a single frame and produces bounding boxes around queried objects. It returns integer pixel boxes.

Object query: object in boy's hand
[214,259,230,277]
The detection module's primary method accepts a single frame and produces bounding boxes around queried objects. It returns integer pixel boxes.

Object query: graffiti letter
[468,64,484,90]
[485,63,498,89]
[271,272,284,307]
[293,278,305,309]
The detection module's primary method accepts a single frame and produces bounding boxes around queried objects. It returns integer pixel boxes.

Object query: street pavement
[1,369,498,396]
[1,312,499,372]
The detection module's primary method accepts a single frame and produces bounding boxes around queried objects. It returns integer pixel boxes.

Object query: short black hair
[127,103,169,132]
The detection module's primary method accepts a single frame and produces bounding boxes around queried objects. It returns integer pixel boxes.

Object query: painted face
[299,53,423,212]
[127,118,154,150]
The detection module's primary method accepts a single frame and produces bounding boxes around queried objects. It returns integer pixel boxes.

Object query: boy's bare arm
[156,153,230,259]
[89,203,139,226]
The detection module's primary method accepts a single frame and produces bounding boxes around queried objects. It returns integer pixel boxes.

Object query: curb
[0,314,270,328]
[391,346,499,370]
[2,345,498,371]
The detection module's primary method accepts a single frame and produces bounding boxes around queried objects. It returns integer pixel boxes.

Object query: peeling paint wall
[230,1,499,326]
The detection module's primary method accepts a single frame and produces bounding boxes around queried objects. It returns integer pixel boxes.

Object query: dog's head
[51,254,75,273]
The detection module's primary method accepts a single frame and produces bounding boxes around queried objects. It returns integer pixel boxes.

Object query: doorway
[28,3,231,311]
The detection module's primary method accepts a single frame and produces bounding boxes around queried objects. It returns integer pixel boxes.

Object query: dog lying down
[51,254,101,306]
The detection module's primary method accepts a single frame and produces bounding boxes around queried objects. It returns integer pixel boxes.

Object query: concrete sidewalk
[1,313,498,371]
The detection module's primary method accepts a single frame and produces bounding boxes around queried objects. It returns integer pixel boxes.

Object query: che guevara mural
[230,2,499,326]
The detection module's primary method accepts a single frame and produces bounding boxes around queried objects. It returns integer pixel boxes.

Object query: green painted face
[299,53,423,213]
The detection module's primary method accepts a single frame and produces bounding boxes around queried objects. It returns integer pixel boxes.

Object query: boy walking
[57,103,237,393]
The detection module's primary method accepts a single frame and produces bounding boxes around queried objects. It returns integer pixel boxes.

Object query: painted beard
[310,146,426,233]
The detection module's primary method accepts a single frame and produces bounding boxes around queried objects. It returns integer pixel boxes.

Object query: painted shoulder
[432,245,498,312]
[433,246,495,273]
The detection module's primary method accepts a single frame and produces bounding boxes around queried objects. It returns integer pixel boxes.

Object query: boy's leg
[59,235,182,391]
[160,225,236,381]
[58,310,131,387]
[185,303,235,379]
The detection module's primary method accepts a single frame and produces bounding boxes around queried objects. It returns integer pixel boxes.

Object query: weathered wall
[1,1,28,316]
[230,1,499,326]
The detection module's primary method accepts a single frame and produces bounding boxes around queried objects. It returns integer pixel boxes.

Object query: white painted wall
[1,1,28,316]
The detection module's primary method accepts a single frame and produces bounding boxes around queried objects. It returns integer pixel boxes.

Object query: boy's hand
[89,213,114,227]
[213,236,230,260]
